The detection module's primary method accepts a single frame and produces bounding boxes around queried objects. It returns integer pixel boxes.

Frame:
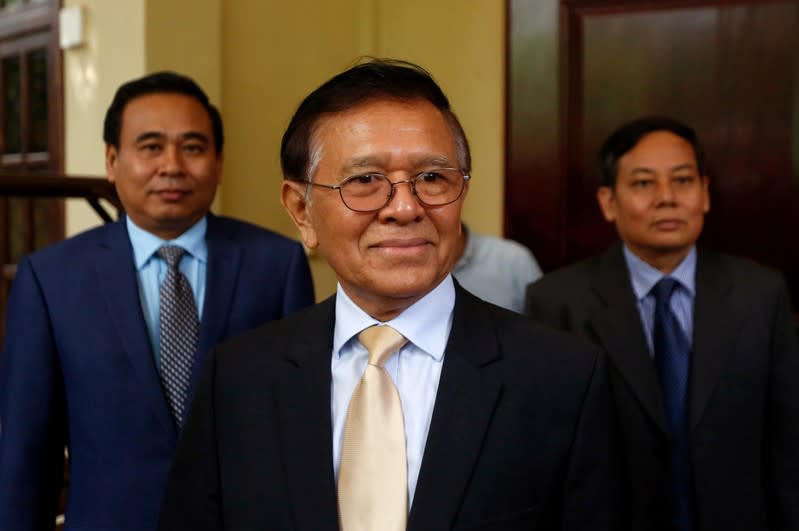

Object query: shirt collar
[127,215,209,270]
[622,244,696,301]
[333,274,456,362]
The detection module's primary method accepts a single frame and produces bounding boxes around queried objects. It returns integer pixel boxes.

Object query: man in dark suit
[158,59,622,531]
[0,72,315,531]
[526,116,799,531]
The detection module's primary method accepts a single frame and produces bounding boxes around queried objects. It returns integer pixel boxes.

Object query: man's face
[597,130,710,269]
[282,98,466,320]
[106,92,222,239]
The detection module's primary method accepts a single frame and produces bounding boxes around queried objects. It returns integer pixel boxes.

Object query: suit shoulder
[25,222,113,269]
[213,216,290,240]
[703,250,787,290]
[526,254,600,302]
[214,299,331,360]
[473,293,600,369]
[212,216,304,252]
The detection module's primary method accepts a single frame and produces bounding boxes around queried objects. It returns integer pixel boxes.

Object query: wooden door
[507,0,799,307]
[0,0,63,341]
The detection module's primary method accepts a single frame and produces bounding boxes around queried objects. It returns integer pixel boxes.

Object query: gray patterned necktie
[157,245,199,428]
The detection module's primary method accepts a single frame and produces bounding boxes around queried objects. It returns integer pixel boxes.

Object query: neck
[629,245,691,275]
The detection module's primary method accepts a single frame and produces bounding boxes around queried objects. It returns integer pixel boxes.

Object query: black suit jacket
[158,284,622,530]
[525,245,799,531]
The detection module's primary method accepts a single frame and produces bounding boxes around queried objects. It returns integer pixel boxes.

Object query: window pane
[8,198,25,262]
[2,55,21,154]
[33,199,53,250]
[28,48,48,152]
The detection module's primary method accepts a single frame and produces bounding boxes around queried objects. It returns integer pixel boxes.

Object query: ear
[214,151,224,186]
[281,180,319,249]
[701,175,710,213]
[596,186,617,223]
[105,144,118,183]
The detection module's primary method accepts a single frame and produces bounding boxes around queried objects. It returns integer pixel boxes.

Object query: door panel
[507,0,799,306]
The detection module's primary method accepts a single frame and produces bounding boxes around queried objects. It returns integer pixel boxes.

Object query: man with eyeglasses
[158,58,622,531]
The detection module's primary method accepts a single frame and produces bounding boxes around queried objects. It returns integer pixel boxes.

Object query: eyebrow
[629,163,696,176]
[134,131,210,144]
[342,154,454,174]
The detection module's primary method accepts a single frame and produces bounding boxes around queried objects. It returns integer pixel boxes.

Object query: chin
[384,271,447,296]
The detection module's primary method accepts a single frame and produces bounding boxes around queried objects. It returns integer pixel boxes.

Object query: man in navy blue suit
[0,71,315,531]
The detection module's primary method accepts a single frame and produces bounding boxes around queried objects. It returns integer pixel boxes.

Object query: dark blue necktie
[652,278,694,531]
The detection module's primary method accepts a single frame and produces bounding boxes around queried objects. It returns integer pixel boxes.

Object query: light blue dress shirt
[623,245,696,355]
[331,275,455,507]
[452,223,542,314]
[127,216,208,365]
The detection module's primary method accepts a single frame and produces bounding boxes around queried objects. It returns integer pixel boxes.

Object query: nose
[655,179,676,204]
[159,145,184,176]
[379,179,424,222]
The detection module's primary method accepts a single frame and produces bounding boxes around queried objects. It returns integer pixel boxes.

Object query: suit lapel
[689,250,737,429]
[189,215,241,399]
[96,220,176,438]
[588,246,669,434]
[408,286,503,531]
[276,297,340,531]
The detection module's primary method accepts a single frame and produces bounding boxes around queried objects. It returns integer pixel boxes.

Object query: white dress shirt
[331,275,455,506]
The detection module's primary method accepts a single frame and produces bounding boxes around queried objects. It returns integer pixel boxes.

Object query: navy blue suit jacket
[0,214,315,531]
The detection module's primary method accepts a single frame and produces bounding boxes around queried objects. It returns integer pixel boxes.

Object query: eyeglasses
[302,168,470,212]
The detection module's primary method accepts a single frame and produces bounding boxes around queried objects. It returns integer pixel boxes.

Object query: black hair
[103,71,223,153]
[598,116,705,187]
[280,58,470,181]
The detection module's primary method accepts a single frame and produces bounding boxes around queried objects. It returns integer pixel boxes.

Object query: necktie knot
[358,325,407,368]
[157,245,186,269]
[651,277,680,307]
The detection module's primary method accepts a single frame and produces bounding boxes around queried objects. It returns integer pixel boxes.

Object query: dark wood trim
[0,1,55,39]
[0,172,122,222]
[562,0,788,11]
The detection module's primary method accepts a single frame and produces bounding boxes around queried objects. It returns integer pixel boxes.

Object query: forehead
[619,130,697,171]
[120,92,213,136]
[313,98,457,167]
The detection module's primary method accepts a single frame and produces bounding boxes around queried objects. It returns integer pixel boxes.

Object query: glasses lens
[340,174,392,211]
[415,169,465,206]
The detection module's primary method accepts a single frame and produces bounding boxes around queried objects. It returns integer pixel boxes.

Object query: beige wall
[62,0,506,299]
[221,0,506,298]
[63,0,146,236]
[376,0,505,236]
[63,0,222,236]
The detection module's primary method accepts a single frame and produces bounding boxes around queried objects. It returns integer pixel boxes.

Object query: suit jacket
[157,284,622,531]
[525,244,799,531]
[0,214,315,531]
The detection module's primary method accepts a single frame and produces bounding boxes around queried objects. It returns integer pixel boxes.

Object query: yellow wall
[63,0,506,299]
[63,0,147,235]
[63,0,223,234]
[221,0,506,298]
[376,0,505,236]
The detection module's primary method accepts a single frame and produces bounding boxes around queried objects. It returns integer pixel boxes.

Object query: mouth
[370,238,432,256]
[154,189,190,201]
[652,219,684,230]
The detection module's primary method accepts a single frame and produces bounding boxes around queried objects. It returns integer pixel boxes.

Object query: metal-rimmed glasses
[302,168,470,212]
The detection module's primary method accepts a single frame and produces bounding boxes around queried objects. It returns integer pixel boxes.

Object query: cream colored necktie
[338,325,409,531]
